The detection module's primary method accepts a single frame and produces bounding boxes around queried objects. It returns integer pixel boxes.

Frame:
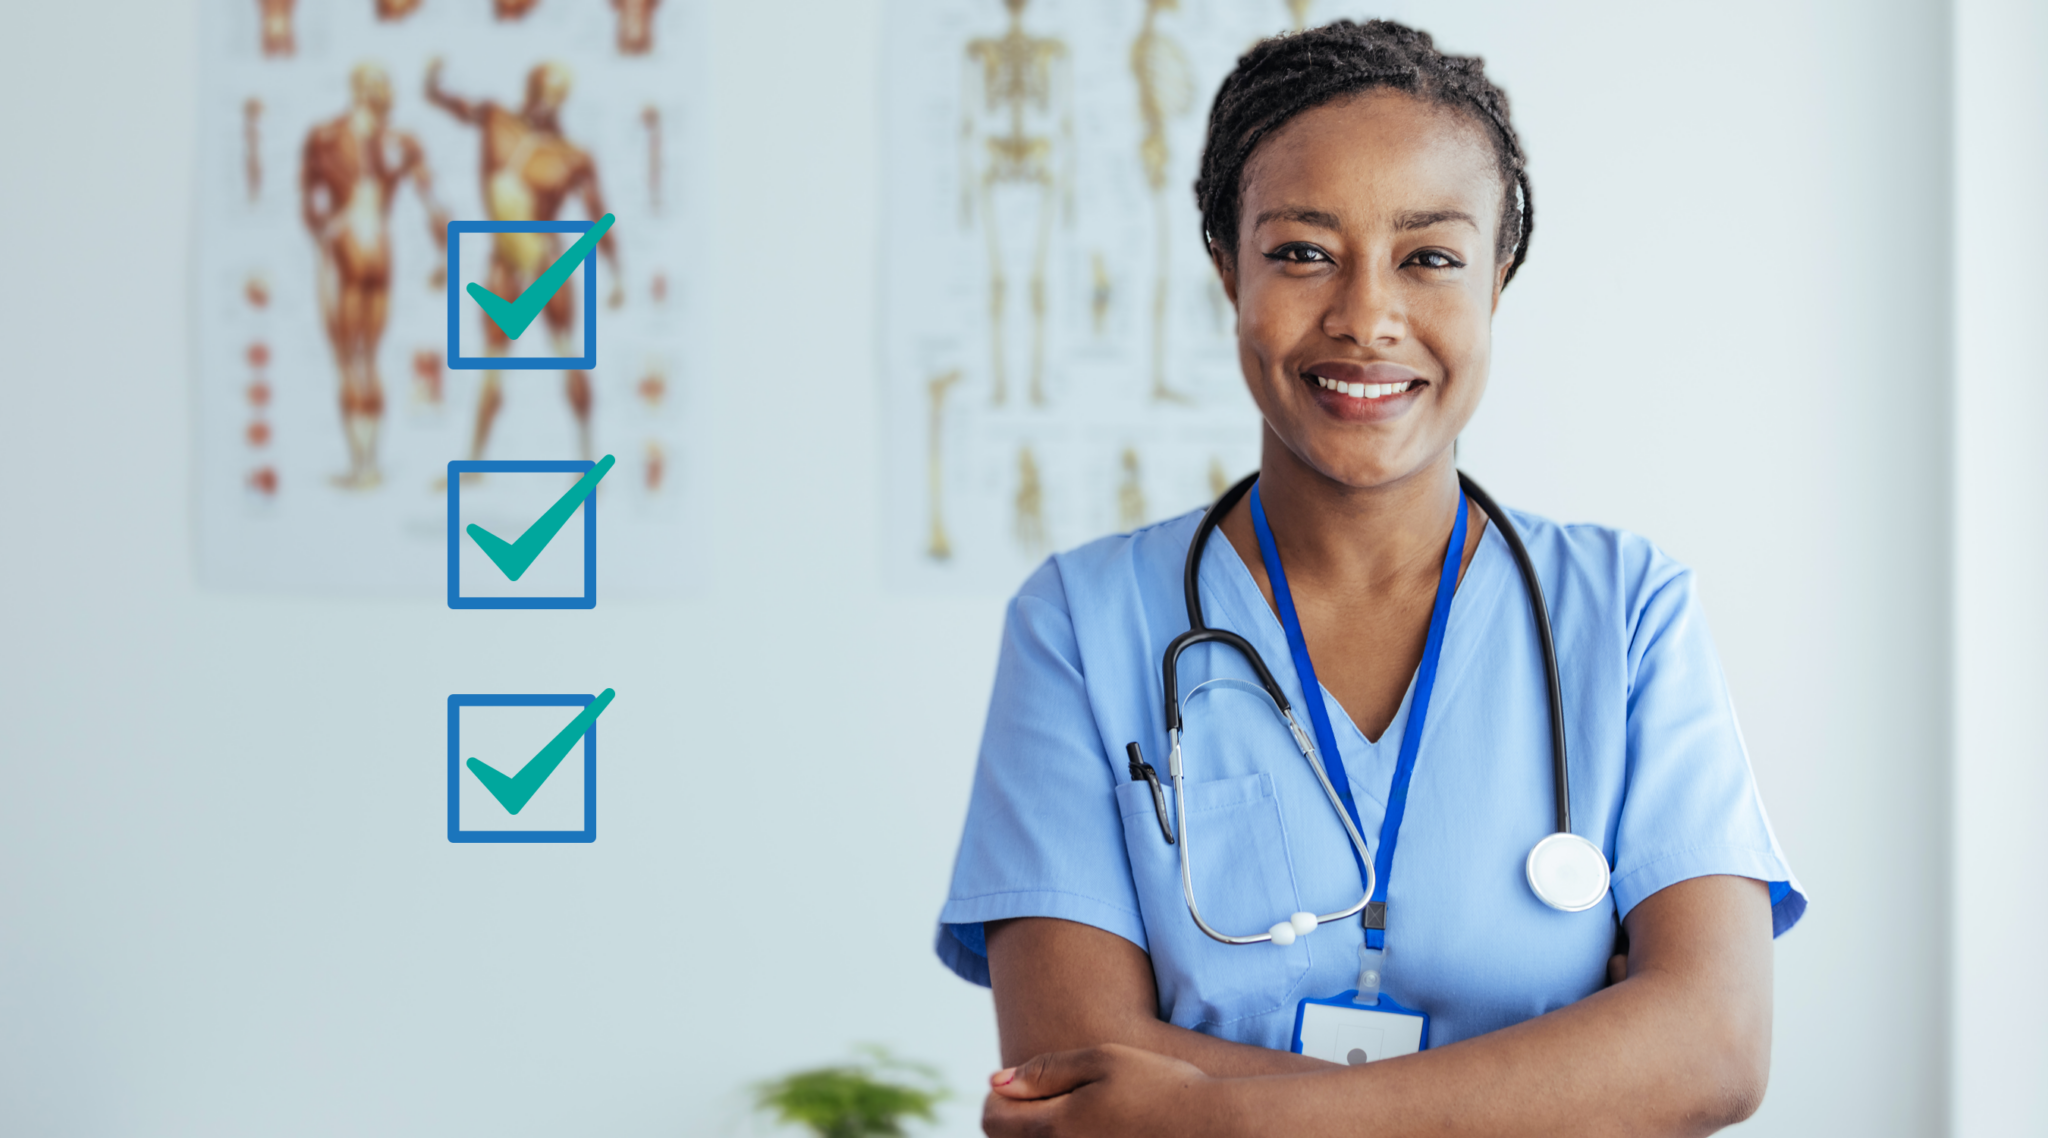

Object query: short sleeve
[934,560,1148,987]
[1613,561,1808,937]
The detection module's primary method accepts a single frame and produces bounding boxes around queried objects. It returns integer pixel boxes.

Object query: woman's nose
[1322,262,1407,347]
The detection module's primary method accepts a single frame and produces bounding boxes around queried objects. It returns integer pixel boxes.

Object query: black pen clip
[1126,742,1175,846]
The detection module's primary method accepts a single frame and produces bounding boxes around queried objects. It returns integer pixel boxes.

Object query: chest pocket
[1115,771,1313,1033]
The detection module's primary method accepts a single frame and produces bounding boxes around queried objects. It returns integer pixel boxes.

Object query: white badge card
[1291,992,1430,1065]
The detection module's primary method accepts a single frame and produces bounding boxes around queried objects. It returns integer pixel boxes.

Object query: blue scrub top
[936,503,1806,1050]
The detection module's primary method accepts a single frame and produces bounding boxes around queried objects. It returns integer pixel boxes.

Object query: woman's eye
[1266,242,1330,265]
[1407,249,1466,270]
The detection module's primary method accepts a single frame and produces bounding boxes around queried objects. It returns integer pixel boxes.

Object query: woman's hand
[983,1043,1230,1138]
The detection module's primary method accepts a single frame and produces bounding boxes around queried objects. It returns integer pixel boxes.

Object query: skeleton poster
[196,0,705,594]
[882,0,1326,592]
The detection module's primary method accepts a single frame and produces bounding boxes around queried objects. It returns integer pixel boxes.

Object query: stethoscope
[1124,471,1612,948]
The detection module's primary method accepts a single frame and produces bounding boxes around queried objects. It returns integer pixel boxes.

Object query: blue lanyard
[1247,481,1466,950]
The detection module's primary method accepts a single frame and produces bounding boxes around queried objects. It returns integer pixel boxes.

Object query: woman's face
[1218,91,1510,491]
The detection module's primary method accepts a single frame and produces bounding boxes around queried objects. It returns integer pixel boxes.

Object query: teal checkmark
[465,213,616,340]
[466,689,615,815]
[466,454,614,581]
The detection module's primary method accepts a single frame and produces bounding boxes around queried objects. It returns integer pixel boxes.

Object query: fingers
[983,1088,1062,1137]
[988,1046,1117,1102]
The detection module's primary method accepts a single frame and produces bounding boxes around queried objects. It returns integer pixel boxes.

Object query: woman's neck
[1245,432,1463,590]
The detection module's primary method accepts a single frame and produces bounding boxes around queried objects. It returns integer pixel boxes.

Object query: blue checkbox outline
[445,219,599,370]
[447,693,598,844]
[446,459,598,610]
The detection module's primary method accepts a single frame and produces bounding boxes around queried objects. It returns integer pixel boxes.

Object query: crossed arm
[981,874,1773,1138]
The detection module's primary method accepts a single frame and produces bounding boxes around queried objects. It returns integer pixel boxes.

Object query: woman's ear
[1491,256,1513,313]
[1211,242,1240,309]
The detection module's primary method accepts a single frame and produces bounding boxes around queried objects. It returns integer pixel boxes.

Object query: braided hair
[1194,19,1533,286]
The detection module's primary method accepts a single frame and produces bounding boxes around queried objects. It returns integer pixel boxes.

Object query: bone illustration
[1132,0,1195,403]
[962,0,1070,406]
[1016,443,1048,554]
[927,369,963,559]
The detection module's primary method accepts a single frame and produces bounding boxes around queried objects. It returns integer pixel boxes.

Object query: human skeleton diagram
[962,0,1070,407]
[299,62,446,489]
[428,59,622,464]
[885,0,1286,585]
[1132,0,1194,403]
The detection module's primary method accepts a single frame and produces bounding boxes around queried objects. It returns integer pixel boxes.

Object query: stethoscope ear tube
[1457,473,1573,838]
[1181,473,1259,631]
[1164,472,1278,736]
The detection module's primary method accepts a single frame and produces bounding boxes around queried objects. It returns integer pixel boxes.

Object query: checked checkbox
[446,458,607,609]
[447,691,612,844]
[445,216,607,370]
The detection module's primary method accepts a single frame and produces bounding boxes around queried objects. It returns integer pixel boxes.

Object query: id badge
[1289,947,1428,1064]
[1290,990,1430,1064]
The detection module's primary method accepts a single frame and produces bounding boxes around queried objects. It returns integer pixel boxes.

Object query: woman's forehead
[1240,92,1503,220]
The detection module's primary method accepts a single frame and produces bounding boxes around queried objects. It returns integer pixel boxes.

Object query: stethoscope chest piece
[1525,832,1611,913]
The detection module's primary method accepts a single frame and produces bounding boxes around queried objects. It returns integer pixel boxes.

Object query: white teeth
[1311,375,1415,399]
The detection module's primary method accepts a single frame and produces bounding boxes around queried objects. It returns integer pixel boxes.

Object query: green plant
[752,1045,949,1138]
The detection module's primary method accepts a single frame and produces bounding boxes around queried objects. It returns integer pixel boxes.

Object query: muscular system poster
[195,0,705,594]
[880,0,1331,592]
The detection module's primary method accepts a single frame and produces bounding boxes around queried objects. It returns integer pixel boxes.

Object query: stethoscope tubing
[1162,474,1272,731]
[1165,684,1379,945]
[1158,470,1577,944]
[1451,473,1572,836]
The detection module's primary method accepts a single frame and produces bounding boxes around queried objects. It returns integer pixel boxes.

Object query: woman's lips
[1300,366,1426,422]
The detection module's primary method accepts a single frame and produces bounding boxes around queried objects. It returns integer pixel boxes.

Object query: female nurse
[936,18,1806,1138]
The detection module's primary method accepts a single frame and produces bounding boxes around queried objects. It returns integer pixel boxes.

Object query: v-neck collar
[1192,508,1508,758]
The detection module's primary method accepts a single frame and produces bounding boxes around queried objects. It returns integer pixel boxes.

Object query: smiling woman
[934,18,1804,1138]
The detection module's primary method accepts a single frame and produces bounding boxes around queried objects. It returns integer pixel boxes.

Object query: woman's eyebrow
[1395,208,1479,231]
[1253,206,1343,233]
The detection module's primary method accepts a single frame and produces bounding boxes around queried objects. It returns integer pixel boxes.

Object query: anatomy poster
[195,0,706,594]
[881,0,1328,592]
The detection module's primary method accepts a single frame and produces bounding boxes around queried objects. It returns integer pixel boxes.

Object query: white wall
[1446,2,1952,1134]
[0,1,1968,1136]
[1953,1,2048,1134]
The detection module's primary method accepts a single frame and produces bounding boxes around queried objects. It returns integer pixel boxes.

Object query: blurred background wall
[0,1,2039,1136]
[1953,1,2048,1133]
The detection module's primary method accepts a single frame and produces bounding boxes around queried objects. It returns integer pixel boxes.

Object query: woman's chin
[1292,446,1438,493]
